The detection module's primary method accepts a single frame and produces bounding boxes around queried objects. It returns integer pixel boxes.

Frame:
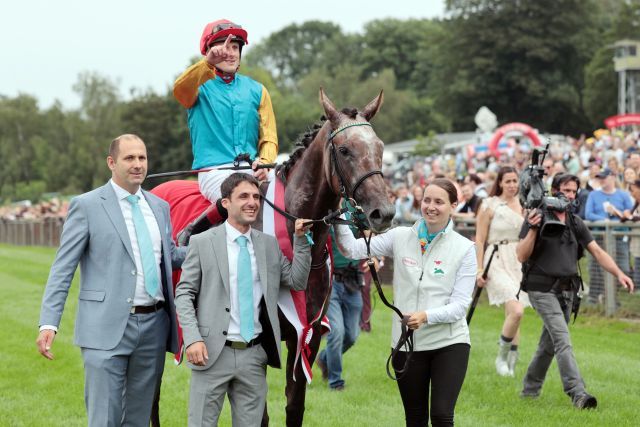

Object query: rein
[260,193,353,228]
[361,233,414,381]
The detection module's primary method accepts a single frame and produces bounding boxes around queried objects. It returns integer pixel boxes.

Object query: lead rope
[363,233,414,380]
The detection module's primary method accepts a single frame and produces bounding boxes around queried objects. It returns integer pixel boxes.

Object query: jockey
[174,19,278,203]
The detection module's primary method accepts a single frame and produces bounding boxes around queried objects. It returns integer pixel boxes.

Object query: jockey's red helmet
[200,19,249,55]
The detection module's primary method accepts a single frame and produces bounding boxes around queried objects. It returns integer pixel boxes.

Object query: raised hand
[206,35,234,66]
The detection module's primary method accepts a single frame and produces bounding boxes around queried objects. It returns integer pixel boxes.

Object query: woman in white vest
[475,166,529,377]
[335,178,476,427]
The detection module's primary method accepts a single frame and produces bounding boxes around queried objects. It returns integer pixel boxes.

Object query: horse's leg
[284,329,322,427]
[284,336,306,427]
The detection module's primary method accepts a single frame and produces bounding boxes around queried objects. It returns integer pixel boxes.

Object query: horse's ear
[361,90,384,122]
[319,87,340,123]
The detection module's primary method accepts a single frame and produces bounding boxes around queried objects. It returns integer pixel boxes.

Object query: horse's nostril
[369,207,394,226]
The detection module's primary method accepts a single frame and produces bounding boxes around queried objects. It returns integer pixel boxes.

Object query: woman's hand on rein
[405,311,427,330]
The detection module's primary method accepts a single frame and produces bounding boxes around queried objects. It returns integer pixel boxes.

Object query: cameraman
[516,173,634,409]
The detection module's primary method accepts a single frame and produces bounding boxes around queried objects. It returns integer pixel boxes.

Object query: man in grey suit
[175,173,312,426]
[36,134,186,426]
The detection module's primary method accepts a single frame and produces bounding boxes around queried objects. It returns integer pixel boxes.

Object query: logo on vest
[402,257,418,267]
[433,260,445,276]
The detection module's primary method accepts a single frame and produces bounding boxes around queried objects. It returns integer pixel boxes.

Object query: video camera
[519,144,571,237]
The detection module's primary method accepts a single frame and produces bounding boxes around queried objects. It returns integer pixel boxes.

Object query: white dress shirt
[224,221,263,342]
[110,180,163,306]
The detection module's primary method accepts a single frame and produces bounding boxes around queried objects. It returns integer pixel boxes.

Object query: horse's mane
[276,107,359,181]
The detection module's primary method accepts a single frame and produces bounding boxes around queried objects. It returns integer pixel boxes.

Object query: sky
[0,0,445,110]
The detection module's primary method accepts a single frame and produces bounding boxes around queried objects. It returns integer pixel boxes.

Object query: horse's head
[319,88,395,233]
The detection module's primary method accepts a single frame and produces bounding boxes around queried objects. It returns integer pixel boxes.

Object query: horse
[151,88,395,426]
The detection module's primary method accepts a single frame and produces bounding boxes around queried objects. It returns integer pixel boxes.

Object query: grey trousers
[522,290,586,398]
[81,310,169,427]
[189,344,268,427]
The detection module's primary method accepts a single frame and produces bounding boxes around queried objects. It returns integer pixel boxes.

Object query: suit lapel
[100,184,135,263]
[212,226,230,295]
[252,229,269,295]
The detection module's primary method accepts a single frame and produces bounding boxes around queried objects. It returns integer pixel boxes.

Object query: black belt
[488,239,519,245]
[130,301,164,314]
[225,335,262,350]
[526,274,576,291]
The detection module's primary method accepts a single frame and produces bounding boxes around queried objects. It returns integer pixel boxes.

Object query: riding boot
[507,349,518,377]
[495,339,511,377]
[176,201,226,246]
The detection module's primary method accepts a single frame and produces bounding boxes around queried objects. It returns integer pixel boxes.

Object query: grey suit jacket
[175,224,311,370]
[39,183,186,352]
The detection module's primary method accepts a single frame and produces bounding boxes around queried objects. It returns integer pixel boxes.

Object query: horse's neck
[285,134,339,257]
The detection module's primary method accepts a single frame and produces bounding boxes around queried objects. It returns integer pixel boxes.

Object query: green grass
[1,243,638,426]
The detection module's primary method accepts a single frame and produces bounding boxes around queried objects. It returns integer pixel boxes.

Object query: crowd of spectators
[382,128,640,306]
[384,129,640,223]
[0,198,68,221]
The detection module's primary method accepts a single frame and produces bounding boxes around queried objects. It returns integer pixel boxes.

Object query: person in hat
[585,168,633,303]
[174,20,278,202]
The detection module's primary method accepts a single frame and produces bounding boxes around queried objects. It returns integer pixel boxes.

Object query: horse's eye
[338,146,349,156]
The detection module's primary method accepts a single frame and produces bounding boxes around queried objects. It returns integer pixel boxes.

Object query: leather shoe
[573,393,597,409]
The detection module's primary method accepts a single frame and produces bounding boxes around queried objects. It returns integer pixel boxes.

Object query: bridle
[327,122,384,212]
[264,120,382,231]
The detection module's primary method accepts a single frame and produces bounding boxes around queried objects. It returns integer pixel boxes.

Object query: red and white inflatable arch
[488,122,541,157]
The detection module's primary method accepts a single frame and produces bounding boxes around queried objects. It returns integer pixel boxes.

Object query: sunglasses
[211,22,242,34]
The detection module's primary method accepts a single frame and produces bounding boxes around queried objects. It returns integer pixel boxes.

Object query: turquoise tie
[236,235,254,342]
[126,195,159,299]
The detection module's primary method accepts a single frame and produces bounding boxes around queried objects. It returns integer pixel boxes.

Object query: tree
[584,47,618,126]
[360,18,443,93]
[433,0,599,134]
[34,103,87,194]
[412,131,442,157]
[72,72,123,191]
[244,21,345,87]
[584,0,640,126]
[299,66,447,144]
[121,90,191,183]
[0,95,44,200]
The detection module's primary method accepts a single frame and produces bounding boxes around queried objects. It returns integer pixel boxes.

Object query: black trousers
[393,343,470,427]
